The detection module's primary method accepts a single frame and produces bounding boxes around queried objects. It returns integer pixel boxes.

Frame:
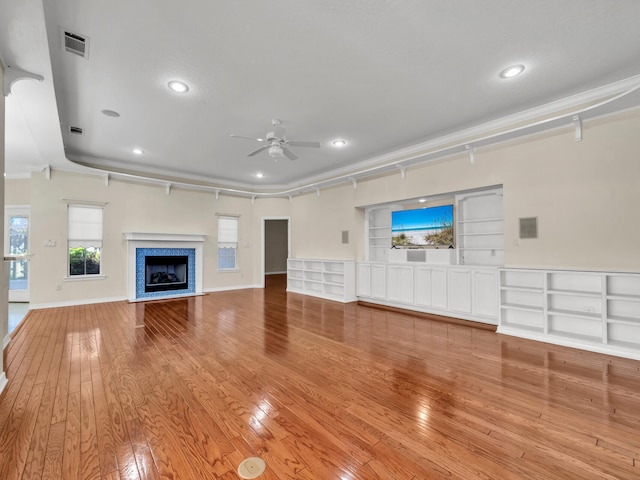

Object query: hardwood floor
[1,274,640,479]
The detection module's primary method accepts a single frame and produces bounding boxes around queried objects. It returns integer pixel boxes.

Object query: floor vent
[69,126,84,135]
[63,30,88,58]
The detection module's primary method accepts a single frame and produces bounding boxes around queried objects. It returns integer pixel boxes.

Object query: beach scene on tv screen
[391,205,454,247]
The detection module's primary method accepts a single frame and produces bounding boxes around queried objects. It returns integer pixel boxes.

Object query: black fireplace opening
[145,255,189,293]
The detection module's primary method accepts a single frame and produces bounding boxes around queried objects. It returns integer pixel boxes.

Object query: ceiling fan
[231,119,320,161]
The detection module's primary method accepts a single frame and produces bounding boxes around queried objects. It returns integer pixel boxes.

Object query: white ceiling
[2,0,640,194]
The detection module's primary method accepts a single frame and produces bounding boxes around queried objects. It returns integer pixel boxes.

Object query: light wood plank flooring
[1,274,640,479]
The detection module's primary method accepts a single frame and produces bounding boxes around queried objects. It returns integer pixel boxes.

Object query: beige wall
[12,107,640,307]
[5,177,31,205]
[28,170,265,306]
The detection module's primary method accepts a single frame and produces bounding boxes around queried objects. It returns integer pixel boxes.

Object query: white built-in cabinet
[499,268,640,360]
[357,262,499,324]
[455,189,504,266]
[287,259,356,303]
[366,206,394,262]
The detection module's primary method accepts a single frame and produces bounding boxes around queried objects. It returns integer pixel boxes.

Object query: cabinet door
[387,265,413,304]
[431,267,448,309]
[357,263,372,297]
[371,264,387,299]
[414,267,432,307]
[473,268,498,319]
[449,268,472,314]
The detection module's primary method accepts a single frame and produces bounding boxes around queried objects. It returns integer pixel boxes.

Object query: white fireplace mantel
[124,232,206,301]
[123,232,206,242]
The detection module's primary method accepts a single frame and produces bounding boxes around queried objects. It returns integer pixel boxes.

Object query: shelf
[502,322,543,334]
[547,288,600,298]
[547,308,601,321]
[458,217,503,224]
[501,303,543,313]
[457,232,503,236]
[607,316,640,326]
[459,247,504,251]
[607,293,640,302]
[548,330,602,343]
[501,285,544,293]
[369,226,391,230]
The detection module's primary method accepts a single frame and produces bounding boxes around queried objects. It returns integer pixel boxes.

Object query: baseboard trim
[204,284,262,293]
[357,301,497,331]
[29,296,128,310]
[3,334,10,349]
[265,271,287,275]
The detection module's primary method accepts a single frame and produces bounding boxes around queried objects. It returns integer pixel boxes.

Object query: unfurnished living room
[2,1,640,479]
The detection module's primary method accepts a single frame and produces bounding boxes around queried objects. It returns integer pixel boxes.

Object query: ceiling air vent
[63,30,88,58]
[69,126,84,135]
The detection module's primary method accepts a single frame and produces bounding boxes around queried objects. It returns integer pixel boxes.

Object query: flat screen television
[391,204,454,248]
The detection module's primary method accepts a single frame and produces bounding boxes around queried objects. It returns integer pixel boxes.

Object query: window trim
[67,203,104,277]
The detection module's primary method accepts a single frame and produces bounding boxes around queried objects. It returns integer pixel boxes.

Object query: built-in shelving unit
[455,189,504,266]
[499,267,640,360]
[287,259,356,303]
[366,207,393,262]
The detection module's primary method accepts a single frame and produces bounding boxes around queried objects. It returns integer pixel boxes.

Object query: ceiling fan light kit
[231,119,320,161]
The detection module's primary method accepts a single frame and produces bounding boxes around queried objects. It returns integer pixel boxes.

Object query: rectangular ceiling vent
[69,126,84,135]
[63,30,88,58]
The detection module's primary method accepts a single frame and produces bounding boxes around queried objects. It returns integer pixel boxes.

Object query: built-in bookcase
[455,188,504,266]
[287,259,356,303]
[366,206,393,262]
[499,267,640,360]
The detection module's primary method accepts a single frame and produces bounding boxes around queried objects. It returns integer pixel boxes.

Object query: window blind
[218,216,238,248]
[68,205,103,248]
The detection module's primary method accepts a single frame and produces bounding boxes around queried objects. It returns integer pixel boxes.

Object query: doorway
[5,206,30,303]
[262,218,290,289]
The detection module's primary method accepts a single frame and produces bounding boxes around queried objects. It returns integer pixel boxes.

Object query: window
[68,205,103,276]
[218,215,238,270]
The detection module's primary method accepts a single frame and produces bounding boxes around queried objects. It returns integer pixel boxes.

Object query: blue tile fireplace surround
[135,248,196,300]
[124,232,206,302]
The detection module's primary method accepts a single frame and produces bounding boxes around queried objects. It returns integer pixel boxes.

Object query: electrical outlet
[44,239,56,247]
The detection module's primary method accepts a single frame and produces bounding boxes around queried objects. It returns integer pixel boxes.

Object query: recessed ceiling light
[101,109,120,117]
[500,64,525,79]
[168,80,189,93]
[332,140,347,147]
[133,148,144,155]
[255,172,263,178]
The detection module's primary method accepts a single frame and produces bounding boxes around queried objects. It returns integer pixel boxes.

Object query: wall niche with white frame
[364,185,504,267]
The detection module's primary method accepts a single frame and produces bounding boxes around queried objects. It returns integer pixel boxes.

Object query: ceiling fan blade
[230,134,264,142]
[282,147,298,161]
[247,145,270,156]
[287,140,321,148]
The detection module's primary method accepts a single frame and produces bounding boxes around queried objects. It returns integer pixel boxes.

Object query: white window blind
[218,216,238,248]
[68,205,103,248]
[218,215,238,270]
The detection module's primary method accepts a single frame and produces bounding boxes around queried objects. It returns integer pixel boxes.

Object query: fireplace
[124,233,205,301]
[145,255,188,292]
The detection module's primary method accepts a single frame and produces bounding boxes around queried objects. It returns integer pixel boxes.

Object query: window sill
[64,275,107,282]
[217,269,240,273]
